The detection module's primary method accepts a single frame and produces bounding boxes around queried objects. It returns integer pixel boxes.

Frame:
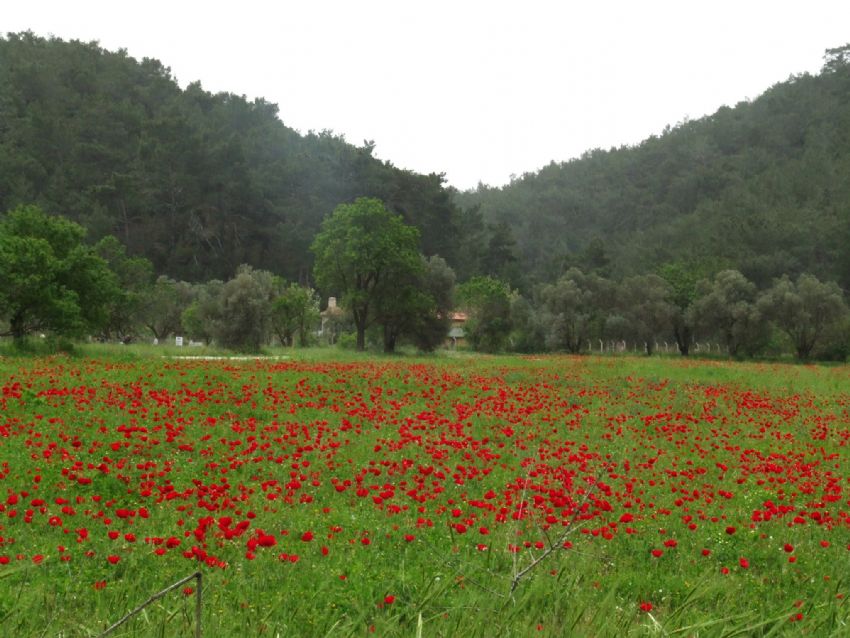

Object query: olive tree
[758,274,848,359]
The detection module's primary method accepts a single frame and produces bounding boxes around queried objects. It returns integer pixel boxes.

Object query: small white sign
[175,336,184,347]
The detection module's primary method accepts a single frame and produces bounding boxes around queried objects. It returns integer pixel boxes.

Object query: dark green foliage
[538,268,614,354]
[377,255,456,354]
[657,260,723,355]
[311,198,422,351]
[138,276,194,341]
[455,46,850,289]
[688,270,766,357]
[615,274,675,355]
[94,235,155,340]
[270,282,320,347]
[758,274,849,359]
[211,265,276,352]
[181,280,224,345]
[457,276,513,353]
[0,205,119,340]
[508,295,547,353]
[410,256,456,352]
[0,32,463,282]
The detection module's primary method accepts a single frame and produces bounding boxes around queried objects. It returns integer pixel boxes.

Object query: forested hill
[0,32,465,282]
[5,33,850,292]
[454,45,850,291]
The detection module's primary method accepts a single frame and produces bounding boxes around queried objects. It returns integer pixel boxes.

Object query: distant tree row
[462,266,849,361]
[0,205,320,351]
[2,202,848,361]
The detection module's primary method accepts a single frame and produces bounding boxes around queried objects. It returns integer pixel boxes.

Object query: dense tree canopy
[455,46,850,290]
[270,282,320,347]
[0,32,463,283]
[758,274,849,359]
[456,276,513,353]
[0,205,118,340]
[311,198,422,351]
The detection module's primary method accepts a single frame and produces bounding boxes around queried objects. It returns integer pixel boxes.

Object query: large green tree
[270,281,320,347]
[758,274,849,359]
[456,276,513,353]
[373,255,456,353]
[212,266,275,352]
[311,198,421,350]
[688,270,765,357]
[138,276,195,341]
[657,260,718,355]
[0,205,119,341]
[615,274,675,355]
[94,235,155,340]
[538,268,613,353]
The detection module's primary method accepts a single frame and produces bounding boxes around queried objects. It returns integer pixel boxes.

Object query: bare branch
[97,571,202,638]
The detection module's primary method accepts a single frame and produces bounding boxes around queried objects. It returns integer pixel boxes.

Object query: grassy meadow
[1,347,849,636]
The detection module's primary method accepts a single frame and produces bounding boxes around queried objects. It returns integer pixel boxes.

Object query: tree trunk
[11,313,26,342]
[795,341,813,360]
[674,325,691,356]
[383,325,397,354]
[353,305,368,351]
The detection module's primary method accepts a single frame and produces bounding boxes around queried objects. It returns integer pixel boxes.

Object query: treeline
[0,203,327,351]
[462,266,849,361]
[0,200,455,354]
[454,45,850,292]
[3,202,847,361]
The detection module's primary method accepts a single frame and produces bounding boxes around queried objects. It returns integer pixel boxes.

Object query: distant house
[447,311,468,349]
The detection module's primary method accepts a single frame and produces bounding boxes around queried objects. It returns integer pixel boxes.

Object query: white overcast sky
[5,1,850,189]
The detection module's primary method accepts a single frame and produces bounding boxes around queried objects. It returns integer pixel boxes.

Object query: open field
[1,350,850,636]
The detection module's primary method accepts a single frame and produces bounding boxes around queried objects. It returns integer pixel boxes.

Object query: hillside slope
[454,46,850,289]
[0,32,461,282]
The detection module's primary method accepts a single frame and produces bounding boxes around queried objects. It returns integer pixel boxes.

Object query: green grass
[0,350,848,636]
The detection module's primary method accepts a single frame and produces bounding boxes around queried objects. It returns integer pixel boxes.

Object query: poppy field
[1,352,850,636]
